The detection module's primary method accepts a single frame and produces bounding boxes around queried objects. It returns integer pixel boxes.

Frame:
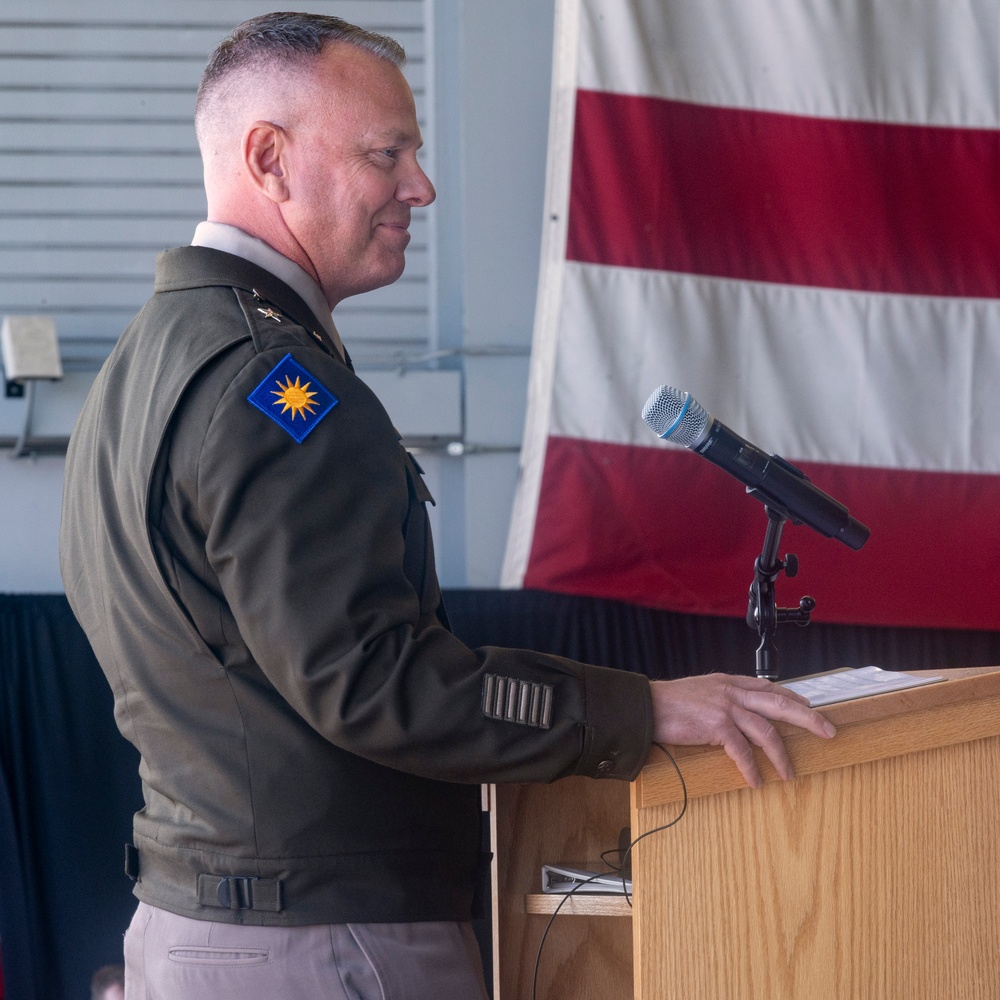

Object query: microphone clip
[746,504,816,681]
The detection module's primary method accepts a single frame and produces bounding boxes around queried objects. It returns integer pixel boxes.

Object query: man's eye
[381,148,398,160]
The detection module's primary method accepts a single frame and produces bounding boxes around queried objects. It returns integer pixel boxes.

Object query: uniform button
[596,759,616,775]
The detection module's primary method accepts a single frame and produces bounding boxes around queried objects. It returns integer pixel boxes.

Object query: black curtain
[0,596,141,1000]
[443,588,1000,680]
[3,590,1000,999]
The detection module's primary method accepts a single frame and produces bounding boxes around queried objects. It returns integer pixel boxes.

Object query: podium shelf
[524,893,633,917]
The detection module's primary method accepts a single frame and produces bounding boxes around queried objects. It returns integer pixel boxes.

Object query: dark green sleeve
[190,345,653,784]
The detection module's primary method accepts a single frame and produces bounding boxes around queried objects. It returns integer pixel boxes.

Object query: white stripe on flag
[551,262,1000,473]
[577,0,1000,127]
[503,0,1000,631]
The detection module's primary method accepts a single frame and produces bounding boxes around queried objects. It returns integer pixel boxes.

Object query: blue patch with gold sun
[247,353,338,443]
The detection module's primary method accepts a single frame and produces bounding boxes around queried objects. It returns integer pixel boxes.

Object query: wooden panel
[491,777,633,1000]
[488,668,1000,1000]
[632,735,1000,1000]
[524,894,633,917]
[630,666,1000,1000]
[636,665,1000,808]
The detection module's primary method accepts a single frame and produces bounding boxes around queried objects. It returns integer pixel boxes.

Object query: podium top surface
[634,665,1000,809]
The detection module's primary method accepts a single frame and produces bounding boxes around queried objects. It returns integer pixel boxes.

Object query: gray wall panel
[0,2,431,362]
[0,1,557,593]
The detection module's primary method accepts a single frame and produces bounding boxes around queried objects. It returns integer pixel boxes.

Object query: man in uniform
[60,13,835,999]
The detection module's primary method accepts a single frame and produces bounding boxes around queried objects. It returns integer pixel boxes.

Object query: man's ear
[243,121,290,202]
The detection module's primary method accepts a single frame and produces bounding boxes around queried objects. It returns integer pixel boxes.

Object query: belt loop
[124,844,140,882]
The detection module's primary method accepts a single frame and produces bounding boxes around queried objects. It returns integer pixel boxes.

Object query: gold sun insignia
[271,375,319,420]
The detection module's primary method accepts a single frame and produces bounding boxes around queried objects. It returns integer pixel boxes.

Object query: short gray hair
[195,12,406,137]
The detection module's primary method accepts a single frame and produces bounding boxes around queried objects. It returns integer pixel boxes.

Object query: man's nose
[399,159,436,207]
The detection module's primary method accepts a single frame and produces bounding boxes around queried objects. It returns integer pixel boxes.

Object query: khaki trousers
[124,902,490,1000]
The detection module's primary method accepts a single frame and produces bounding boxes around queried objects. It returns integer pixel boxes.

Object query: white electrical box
[1,316,63,381]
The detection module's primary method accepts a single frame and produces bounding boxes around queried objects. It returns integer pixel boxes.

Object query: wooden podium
[491,666,1000,999]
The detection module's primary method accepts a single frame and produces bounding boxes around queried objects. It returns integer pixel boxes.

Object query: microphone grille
[641,385,711,447]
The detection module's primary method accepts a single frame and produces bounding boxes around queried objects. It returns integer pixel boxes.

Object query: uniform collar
[192,222,346,362]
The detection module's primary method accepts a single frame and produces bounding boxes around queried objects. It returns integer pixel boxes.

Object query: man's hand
[650,673,836,788]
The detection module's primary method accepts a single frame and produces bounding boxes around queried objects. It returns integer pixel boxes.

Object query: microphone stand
[746,502,815,681]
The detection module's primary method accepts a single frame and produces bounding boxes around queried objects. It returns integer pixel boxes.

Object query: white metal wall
[0,1,431,358]
[0,1,556,593]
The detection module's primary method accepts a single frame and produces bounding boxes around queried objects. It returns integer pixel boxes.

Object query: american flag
[503,0,1000,629]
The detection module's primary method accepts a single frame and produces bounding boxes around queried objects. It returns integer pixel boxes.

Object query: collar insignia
[257,307,282,322]
[247,353,338,443]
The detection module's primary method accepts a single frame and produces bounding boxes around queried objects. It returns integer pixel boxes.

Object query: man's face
[280,44,435,307]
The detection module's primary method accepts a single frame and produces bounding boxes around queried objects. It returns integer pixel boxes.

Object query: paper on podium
[784,665,943,707]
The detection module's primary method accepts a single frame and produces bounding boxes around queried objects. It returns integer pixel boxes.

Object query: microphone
[642,385,870,550]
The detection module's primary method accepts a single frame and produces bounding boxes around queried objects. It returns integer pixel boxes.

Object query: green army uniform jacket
[60,246,653,926]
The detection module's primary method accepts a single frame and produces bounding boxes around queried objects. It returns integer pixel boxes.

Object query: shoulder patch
[247,353,338,443]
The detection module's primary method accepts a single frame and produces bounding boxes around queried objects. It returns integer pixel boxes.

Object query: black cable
[530,868,613,1000]
[530,743,688,999]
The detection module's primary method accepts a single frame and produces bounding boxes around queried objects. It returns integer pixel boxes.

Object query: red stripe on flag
[567,91,1000,297]
[524,436,1000,630]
